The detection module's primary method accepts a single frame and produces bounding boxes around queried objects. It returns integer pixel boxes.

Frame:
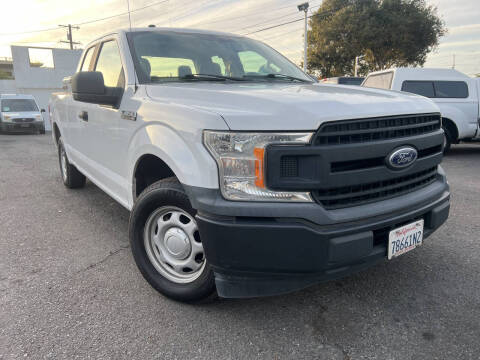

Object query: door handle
[78,111,88,122]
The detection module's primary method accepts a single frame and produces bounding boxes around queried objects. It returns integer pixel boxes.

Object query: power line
[74,0,169,26]
[230,4,321,34]
[0,0,169,36]
[193,1,306,27]
[243,17,305,35]
[242,10,333,36]
[0,26,60,37]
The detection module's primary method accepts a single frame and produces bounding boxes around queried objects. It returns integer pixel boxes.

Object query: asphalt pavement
[1,133,479,360]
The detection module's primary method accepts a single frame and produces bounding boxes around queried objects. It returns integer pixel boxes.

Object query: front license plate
[20,124,30,128]
[388,219,424,260]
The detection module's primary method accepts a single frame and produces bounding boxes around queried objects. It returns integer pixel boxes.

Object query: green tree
[0,70,14,80]
[307,0,446,77]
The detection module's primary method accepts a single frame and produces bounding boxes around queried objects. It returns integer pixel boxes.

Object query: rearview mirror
[71,71,122,107]
[40,108,46,113]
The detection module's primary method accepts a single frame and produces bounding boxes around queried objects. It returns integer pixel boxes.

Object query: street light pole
[297,2,309,73]
[354,55,365,77]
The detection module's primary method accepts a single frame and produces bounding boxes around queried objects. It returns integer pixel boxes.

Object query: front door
[87,39,129,202]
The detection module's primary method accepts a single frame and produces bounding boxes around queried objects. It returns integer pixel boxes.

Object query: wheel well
[134,154,175,199]
[53,123,61,145]
[442,118,459,143]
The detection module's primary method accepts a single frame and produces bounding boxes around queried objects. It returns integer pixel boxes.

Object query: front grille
[313,167,438,209]
[330,145,442,173]
[314,114,441,146]
[280,156,298,177]
[13,118,34,123]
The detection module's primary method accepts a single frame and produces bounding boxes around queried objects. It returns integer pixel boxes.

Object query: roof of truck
[368,67,470,80]
[89,27,244,44]
[126,27,243,37]
[0,94,35,100]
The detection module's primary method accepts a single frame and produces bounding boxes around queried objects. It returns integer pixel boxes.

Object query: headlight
[3,115,11,121]
[35,115,42,120]
[203,131,314,202]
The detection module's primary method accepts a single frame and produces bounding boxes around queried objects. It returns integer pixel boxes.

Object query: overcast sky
[0,0,478,75]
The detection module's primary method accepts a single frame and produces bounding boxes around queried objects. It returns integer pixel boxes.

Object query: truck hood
[145,82,439,131]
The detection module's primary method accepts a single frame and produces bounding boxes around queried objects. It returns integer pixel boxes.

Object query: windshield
[127,31,312,83]
[1,99,38,112]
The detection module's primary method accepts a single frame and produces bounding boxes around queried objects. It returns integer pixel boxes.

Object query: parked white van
[0,94,46,134]
[362,68,480,152]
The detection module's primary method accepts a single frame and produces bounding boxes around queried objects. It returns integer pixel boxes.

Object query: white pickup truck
[362,68,480,152]
[50,28,450,302]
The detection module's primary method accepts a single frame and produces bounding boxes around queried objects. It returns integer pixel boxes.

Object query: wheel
[58,137,86,188]
[129,177,216,303]
[443,126,453,154]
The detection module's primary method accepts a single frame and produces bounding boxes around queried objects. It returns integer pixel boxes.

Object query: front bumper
[187,176,450,298]
[0,121,44,133]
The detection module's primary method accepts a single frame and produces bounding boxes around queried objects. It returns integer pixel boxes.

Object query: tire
[129,177,216,303]
[443,126,453,154]
[39,128,45,134]
[58,137,86,188]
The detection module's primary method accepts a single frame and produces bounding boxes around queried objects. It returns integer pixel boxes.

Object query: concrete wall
[5,46,82,130]
[11,46,82,89]
[0,80,16,93]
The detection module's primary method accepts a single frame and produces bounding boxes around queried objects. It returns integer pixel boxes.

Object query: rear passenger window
[434,81,468,98]
[362,72,393,89]
[401,81,435,98]
[80,46,95,72]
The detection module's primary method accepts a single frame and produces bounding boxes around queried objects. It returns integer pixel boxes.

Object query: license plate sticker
[388,219,424,260]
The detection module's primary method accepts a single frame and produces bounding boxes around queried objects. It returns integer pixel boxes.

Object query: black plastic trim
[196,196,450,298]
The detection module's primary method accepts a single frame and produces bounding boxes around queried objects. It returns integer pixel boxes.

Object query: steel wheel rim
[60,147,67,181]
[144,206,206,284]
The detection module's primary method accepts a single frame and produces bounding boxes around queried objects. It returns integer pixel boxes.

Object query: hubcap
[164,228,191,259]
[144,207,205,284]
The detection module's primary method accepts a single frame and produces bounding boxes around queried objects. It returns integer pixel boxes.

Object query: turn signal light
[254,147,265,188]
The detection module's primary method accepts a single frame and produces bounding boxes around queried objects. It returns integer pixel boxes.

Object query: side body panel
[124,89,229,208]
[390,69,479,140]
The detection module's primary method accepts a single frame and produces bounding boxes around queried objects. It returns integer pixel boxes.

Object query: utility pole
[452,54,455,69]
[297,2,309,72]
[59,24,80,50]
[354,55,365,77]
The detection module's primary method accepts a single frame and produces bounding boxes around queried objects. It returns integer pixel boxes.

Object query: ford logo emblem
[387,147,418,169]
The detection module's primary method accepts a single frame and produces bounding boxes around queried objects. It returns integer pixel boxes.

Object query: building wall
[1,46,82,131]
[11,46,82,90]
[0,79,16,92]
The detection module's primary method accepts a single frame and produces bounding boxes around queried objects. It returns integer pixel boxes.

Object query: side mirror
[40,108,46,113]
[71,71,122,107]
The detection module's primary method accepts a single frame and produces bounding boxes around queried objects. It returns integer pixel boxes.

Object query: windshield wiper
[243,73,312,83]
[181,74,247,81]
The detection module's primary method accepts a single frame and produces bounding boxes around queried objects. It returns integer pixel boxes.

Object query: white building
[0,46,82,131]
